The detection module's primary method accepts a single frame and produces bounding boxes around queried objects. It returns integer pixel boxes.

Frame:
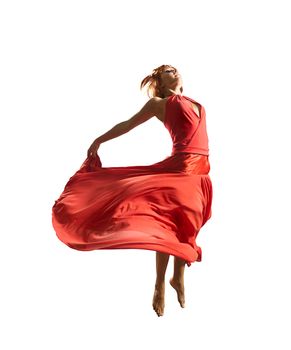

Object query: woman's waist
[168,152,210,175]
[172,145,209,156]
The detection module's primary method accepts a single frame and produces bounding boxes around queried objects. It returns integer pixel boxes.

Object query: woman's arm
[95,121,129,144]
[87,98,158,158]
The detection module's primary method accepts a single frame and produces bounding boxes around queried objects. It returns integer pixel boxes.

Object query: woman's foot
[169,277,185,308]
[152,282,165,317]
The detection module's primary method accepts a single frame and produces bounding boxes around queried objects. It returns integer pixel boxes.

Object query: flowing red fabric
[52,95,213,267]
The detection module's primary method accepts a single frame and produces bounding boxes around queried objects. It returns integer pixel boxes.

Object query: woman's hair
[140,64,183,98]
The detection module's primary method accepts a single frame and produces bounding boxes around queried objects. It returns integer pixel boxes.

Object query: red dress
[52,94,213,267]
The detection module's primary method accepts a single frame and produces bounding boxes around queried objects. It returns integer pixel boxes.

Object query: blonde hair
[140,64,183,98]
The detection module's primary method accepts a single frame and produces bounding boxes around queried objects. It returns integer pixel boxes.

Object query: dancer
[52,64,213,317]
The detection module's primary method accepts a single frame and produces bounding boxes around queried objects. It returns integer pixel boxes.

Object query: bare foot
[169,277,185,308]
[152,282,165,317]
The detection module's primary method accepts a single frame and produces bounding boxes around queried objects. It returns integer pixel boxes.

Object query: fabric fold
[52,152,213,267]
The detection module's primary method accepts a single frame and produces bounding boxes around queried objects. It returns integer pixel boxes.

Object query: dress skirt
[52,152,213,267]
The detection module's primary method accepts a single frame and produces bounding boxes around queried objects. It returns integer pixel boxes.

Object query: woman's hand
[87,139,101,158]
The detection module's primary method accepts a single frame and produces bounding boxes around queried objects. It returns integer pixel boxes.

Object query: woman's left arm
[87,121,130,158]
[87,98,158,158]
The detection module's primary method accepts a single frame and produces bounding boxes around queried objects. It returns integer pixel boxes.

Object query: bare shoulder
[151,96,164,105]
[149,96,166,114]
[140,96,164,116]
[147,96,163,110]
[125,97,164,130]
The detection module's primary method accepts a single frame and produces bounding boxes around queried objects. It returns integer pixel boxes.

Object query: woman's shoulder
[147,96,167,110]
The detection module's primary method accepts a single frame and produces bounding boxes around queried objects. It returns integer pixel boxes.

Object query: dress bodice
[164,94,209,156]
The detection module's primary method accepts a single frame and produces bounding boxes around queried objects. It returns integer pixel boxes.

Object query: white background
[1,0,290,349]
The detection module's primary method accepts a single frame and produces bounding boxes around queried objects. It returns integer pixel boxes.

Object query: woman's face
[160,66,182,88]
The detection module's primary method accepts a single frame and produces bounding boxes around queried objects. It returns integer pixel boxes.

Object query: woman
[52,64,213,317]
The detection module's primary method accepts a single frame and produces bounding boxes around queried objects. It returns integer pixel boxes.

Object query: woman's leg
[152,252,170,317]
[155,251,170,284]
[170,257,186,308]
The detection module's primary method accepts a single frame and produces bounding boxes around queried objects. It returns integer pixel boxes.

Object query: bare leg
[152,252,170,317]
[170,256,186,308]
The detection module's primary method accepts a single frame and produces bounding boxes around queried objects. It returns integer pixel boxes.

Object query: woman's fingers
[87,147,93,158]
[87,147,92,158]
[87,141,100,158]
[88,150,95,158]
